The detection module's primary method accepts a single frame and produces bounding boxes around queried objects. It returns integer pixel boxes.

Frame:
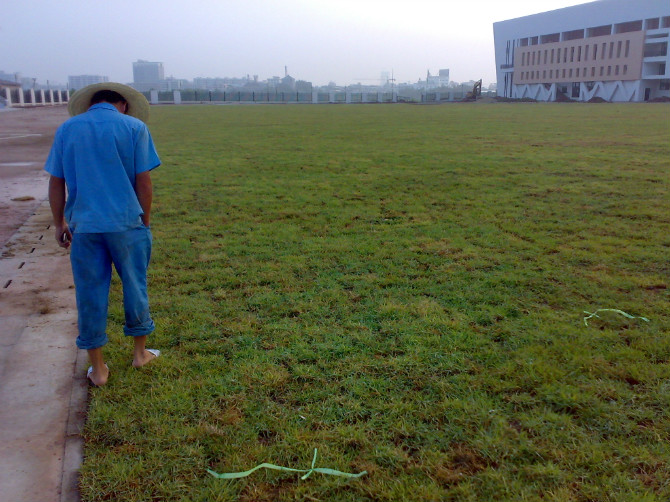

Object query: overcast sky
[3,0,587,87]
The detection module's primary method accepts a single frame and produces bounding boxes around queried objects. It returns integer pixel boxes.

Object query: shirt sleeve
[134,124,161,174]
[44,127,65,178]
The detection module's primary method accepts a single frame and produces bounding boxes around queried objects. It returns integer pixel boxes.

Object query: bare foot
[132,349,160,368]
[87,364,109,387]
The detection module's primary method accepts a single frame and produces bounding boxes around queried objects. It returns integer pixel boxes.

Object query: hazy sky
[3,0,587,87]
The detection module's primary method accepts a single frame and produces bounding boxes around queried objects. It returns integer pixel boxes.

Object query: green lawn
[83,103,669,501]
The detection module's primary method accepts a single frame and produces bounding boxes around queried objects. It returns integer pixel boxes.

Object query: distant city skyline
[1,63,475,91]
[2,0,586,88]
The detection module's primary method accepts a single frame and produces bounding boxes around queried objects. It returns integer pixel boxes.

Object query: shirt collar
[88,102,119,113]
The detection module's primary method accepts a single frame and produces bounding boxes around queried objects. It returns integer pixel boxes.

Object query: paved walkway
[0,105,85,502]
[0,201,86,502]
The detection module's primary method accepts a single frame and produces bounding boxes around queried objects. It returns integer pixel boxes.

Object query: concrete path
[0,107,85,502]
[0,202,86,502]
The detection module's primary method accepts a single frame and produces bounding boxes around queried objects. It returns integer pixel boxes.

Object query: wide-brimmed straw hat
[68,82,150,123]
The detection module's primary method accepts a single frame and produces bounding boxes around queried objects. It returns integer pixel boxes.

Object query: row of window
[520,40,632,67]
[517,17,670,47]
[520,65,630,81]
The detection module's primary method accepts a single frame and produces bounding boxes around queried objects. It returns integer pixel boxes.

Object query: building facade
[68,75,109,91]
[493,0,670,102]
[132,60,165,92]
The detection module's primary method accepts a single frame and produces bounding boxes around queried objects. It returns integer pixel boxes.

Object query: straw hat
[68,82,150,123]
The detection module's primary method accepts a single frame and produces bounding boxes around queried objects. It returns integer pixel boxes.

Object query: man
[45,82,161,387]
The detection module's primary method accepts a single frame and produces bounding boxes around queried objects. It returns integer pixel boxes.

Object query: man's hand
[136,171,153,227]
[55,224,72,248]
[48,175,71,248]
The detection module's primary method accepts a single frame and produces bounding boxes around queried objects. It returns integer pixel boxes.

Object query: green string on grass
[207,448,367,480]
[583,308,649,327]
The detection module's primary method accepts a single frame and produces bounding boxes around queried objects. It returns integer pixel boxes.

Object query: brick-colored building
[493,0,670,101]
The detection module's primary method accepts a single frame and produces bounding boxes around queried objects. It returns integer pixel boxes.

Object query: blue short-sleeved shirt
[44,103,160,233]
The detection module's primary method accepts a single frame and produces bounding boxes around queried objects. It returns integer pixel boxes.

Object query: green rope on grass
[207,448,367,480]
[583,308,649,327]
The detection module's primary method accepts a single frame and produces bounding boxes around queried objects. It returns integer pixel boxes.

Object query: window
[569,69,573,78]
[532,51,535,65]
[609,42,614,59]
[617,41,622,58]
[550,69,553,78]
[564,48,568,63]
[551,49,555,64]
[600,66,604,76]
[562,69,566,78]
[625,40,630,58]
[607,66,612,76]
[522,53,526,66]
[623,65,628,75]
[543,70,546,79]
[602,43,606,59]
[594,44,598,59]
[571,47,575,62]
[660,79,670,90]
[578,46,582,62]
[576,68,580,77]
[544,50,548,65]
[615,65,619,76]
[644,42,668,58]
[645,18,659,30]
[591,67,595,77]
[585,45,589,61]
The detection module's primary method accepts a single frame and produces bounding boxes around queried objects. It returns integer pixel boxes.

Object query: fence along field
[81,103,670,502]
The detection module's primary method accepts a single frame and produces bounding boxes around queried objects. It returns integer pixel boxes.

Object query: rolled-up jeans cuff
[124,319,155,337]
[76,333,109,350]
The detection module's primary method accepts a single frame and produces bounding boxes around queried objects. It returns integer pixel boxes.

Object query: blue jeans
[70,226,154,350]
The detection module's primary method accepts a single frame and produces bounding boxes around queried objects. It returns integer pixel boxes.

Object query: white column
[39,89,46,106]
[4,88,12,106]
[329,91,335,103]
[173,90,182,104]
[48,89,54,105]
[28,89,36,106]
[150,90,158,104]
[361,92,367,103]
[377,91,383,103]
[312,90,318,103]
[345,92,351,104]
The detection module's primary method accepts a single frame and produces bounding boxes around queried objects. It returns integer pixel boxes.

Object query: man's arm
[136,171,153,226]
[48,175,71,248]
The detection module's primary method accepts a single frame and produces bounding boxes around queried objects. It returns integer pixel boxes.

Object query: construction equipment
[464,79,482,101]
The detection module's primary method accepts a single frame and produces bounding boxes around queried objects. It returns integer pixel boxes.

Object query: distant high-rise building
[133,60,164,82]
[438,69,450,87]
[0,71,19,82]
[132,60,165,91]
[425,69,449,89]
[68,75,109,90]
[380,71,390,87]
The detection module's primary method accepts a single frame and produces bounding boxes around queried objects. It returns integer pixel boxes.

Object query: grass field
[82,103,669,501]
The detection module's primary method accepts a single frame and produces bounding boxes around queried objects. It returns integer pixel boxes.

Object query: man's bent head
[91,90,128,114]
[68,82,150,123]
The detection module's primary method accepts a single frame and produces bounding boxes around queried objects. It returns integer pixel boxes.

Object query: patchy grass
[81,103,670,501]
